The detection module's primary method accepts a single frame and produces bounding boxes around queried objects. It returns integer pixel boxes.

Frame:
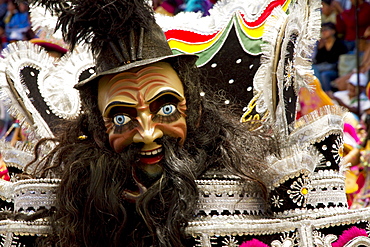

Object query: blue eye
[113,114,131,126]
[157,104,176,116]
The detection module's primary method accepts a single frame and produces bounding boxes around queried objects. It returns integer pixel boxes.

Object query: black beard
[133,135,199,246]
[131,136,190,190]
[50,135,200,247]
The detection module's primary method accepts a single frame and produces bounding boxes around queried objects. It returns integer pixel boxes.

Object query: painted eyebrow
[104,101,136,115]
[147,90,183,103]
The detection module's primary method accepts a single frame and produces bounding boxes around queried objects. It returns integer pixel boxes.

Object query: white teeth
[140,147,162,156]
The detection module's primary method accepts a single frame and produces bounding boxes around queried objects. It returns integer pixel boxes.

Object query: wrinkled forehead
[98,62,184,112]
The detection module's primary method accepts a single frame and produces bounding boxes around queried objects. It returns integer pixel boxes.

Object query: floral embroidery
[221,235,239,247]
[287,176,310,207]
[271,232,297,247]
[331,137,343,165]
[284,59,295,89]
[271,195,284,208]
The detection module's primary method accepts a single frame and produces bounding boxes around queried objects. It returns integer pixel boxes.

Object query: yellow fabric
[299,76,334,116]
[345,170,359,194]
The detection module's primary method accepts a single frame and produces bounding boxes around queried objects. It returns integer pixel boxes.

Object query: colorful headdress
[156,0,370,246]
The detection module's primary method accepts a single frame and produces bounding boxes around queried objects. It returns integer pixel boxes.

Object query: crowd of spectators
[308,0,370,209]
[0,0,33,52]
[313,0,370,95]
[313,22,348,92]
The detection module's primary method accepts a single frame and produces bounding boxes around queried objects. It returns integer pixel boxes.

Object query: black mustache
[118,135,185,187]
[119,136,180,154]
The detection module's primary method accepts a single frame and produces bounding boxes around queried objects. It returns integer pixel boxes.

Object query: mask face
[98,62,187,176]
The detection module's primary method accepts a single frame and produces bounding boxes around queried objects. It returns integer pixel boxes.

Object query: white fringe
[156,0,282,34]
[254,7,288,118]
[0,42,55,139]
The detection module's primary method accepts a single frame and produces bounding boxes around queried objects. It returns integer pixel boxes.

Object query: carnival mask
[98,62,187,177]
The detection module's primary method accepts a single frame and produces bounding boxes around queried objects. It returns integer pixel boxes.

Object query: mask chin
[131,136,180,188]
[134,164,163,188]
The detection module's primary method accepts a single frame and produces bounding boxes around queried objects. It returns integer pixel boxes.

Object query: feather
[24,0,155,53]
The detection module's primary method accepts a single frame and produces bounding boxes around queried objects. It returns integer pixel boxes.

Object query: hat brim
[75,53,198,90]
[349,81,366,87]
[30,38,69,54]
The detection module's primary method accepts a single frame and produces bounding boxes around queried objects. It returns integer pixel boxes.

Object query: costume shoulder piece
[0,3,95,147]
[157,0,370,246]
[0,5,95,246]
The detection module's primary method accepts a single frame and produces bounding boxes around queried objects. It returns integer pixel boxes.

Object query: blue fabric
[0,3,7,25]
[5,11,30,40]
[185,0,212,16]
[313,63,338,92]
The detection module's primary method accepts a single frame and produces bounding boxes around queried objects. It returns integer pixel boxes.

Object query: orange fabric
[299,76,334,116]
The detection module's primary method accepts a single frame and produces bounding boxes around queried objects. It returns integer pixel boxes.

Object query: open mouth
[139,147,164,165]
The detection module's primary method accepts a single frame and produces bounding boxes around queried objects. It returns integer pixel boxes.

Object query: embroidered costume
[0,0,369,246]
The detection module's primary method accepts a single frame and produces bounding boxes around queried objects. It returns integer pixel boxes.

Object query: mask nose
[133,111,163,145]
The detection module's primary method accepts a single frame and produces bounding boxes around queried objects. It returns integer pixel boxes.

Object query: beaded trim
[289,105,346,146]
[13,179,60,212]
[195,179,266,216]
[186,208,370,245]
[0,179,60,210]
[0,219,51,236]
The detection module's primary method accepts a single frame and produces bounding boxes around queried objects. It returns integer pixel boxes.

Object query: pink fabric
[240,239,269,247]
[344,123,360,144]
[160,2,176,14]
[332,226,368,247]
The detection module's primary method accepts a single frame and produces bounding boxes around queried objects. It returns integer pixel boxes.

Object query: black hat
[322,22,336,32]
[26,0,197,89]
[75,21,197,89]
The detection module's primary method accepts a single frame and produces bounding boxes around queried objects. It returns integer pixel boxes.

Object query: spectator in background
[333,26,370,92]
[0,0,7,28]
[313,22,348,92]
[322,0,337,24]
[185,0,213,16]
[154,0,184,16]
[4,0,30,42]
[333,73,370,118]
[0,25,7,51]
[336,0,370,52]
[3,0,14,25]
[4,118,25,147]
[154,0,214,16]
[333,0,351,13]
[360,27,370,76]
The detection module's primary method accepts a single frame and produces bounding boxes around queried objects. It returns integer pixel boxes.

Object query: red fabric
[336,2,370,41]
[165,29,218,42]
[239,0,287,27]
